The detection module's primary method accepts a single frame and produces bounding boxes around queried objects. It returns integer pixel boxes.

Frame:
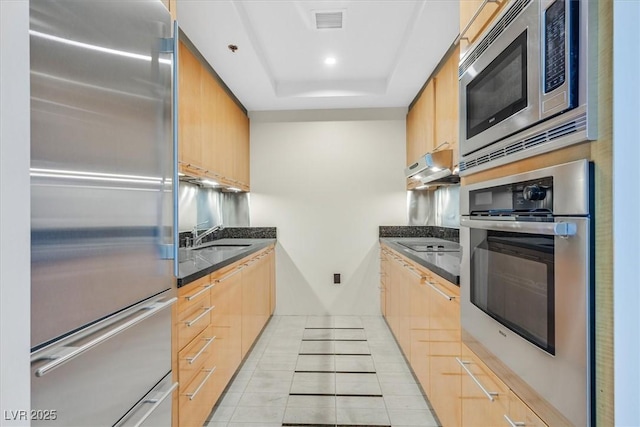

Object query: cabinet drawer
[178,353,220,427]
[507,391,548,427]
[177,291,213,350]
[178,275,214,318]
[460,344,510,426]
[178,324,217,390]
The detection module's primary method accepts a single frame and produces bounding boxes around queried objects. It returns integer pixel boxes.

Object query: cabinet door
[385,254,399,335]
[209,272,234,387]
[201,72,224,181]
[460,344,510,427]
[380,249,390,316]
[396,265,414,358]
[241,257,261,357]
[268,249,276,315]
[406,79,435,166]
[428,275,462,427]
[231,105,250,189]
[507,391,548,427]
[409,276,430,392]
[434,47,460,162]
[256,252,271,331]
[459,0,507,56]
[178,42,203,168]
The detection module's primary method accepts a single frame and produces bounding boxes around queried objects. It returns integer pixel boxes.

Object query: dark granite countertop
[380,237,461,285]
[177,238,276,287]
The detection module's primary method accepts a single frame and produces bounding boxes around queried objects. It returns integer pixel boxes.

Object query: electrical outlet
[333,273,341,284]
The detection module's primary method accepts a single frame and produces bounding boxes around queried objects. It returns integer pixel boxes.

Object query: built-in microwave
[458,0,597,175]
[460,160,593,426]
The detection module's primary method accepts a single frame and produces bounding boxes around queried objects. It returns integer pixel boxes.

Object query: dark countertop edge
[380,238,460,286]
[177,239,276,287]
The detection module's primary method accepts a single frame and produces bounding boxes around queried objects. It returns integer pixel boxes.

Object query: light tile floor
[206,315,439,427]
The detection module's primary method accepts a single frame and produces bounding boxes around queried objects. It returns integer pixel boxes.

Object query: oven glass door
[470,230,555,354]
[466,30,528,141]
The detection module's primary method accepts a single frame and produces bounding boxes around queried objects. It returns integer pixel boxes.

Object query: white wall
[249,109,407,315]
[614,1,640,425]
[0,0,31,424]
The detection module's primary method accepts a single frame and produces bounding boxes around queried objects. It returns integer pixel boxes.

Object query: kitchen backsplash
[407,185,460,228]
[179,181,250,232]
[379,226,459,242]
[179,227,277,247]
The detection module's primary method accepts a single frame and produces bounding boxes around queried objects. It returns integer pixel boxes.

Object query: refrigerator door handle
[33,297,177,378]
[171,20,179,276]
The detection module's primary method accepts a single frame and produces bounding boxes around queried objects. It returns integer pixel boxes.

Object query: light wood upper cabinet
[459,0,508,57]
[178,43,203,170]
[406,45,460,191]
[434,45,461,162]
[406,80,435,167]
[178,41,250,191]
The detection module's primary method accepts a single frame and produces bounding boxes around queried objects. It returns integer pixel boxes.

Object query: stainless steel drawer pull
[34,297,177,377]
[185,284,214,301]
[456,357,498,402]
[187,336,217,364]
[503,415,525,427]
[427,281,455,301]
[130,382,179,427]
[186,306,215,327]
[216,266,244,283]
[186,366,216,400]
[406,266,425,280]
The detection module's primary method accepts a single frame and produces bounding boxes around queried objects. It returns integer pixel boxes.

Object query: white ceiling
[177,1,460,112]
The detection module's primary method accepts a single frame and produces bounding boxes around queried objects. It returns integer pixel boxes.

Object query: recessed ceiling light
[324,57,337,66]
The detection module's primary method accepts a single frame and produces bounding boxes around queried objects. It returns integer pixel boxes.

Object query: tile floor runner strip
[288,393,383,398]
[283,424,392,427]
[297,354,373,358]
[304,327,365,330]
[301,339,368,342]
[294,371,377,374]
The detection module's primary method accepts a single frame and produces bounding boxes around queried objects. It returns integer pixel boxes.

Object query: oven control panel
[469,176,554,215]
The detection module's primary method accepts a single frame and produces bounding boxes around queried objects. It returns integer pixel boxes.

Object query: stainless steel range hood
[405,149,459,186]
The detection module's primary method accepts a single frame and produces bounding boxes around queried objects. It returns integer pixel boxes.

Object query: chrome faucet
[193,223,224,247]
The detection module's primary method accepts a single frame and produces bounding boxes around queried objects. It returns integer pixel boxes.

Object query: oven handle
[460,217,577,237]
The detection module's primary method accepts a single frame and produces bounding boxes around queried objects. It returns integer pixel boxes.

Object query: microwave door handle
[460,217,577,237]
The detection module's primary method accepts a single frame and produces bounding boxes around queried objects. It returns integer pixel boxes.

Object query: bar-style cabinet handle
[185,366,216,400]
[185,283,214,301]
[186,306,215,327]
[503,415,526,427]
[456,357,499,402]
[426,280,455,301]
[186,336,216,364]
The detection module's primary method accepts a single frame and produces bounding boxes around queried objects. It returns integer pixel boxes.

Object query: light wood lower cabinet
[381,243,548,427]
[175,245,275,427]
[507,391,548,427]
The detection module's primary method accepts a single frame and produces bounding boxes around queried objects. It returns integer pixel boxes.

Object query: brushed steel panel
[29,0,174,348]
[31,294,174,426]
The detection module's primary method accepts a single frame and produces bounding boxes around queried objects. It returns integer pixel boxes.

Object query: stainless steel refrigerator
[29,1,178,425]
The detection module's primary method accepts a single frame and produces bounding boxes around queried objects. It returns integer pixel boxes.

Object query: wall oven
[458,0,597,175]
[460,160,593,426]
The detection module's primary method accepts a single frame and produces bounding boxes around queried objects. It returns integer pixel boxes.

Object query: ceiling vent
[314,11,344,30]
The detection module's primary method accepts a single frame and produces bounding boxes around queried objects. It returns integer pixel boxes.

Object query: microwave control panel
[544,0,567,93]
